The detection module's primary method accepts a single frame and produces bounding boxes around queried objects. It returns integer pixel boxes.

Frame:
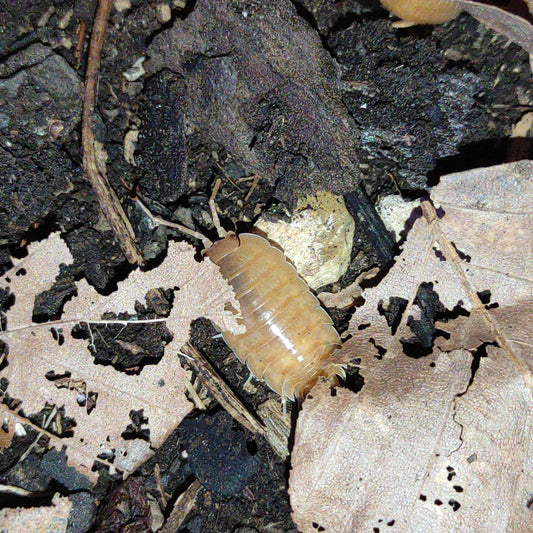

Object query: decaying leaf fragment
[290,161,533,532]
[457,0,533,55]
[0,234,243,482]
[0,493,71,533]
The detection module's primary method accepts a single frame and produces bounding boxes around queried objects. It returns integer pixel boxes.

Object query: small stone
[157,3,172,23]
[255,191,354,289]
[58,8,73,29]
[375,194,420,241]
[123,57,146,82]
[14,423,26,437]
[114,0,131,12]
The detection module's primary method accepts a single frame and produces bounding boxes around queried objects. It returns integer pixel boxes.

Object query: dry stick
[160,480,202,533]
[74,20,86,70]
[180,343,295,458]
[0,484,52,498]
[256,398,291,459]
[2,317,168,336]
[183,375,207,410]
[136,198,213,249]
[154,463,168,509]
[243,173,261,202]
[0,405,57,445]
[16,406,58,466]
[82,0,144,266]
[209,178,227,238]
[421,200,532,386]
[1,407,115,473]
[180,342,266,436]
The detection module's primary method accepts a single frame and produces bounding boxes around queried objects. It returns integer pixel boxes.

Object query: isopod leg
[281,396,287,416]
[209,178,227,239]
[243,370,255,388]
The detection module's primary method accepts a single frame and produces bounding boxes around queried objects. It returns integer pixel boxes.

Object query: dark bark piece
[0,44,82,240]
[147,0,361,205]
[63,227,124,290]
[96,475,151,533]
[32,264,77,321]
[184,411,260,497]
[344,187,396,266]
[292,0,382,35]
[458,0,533,54]
[329,16,530,192]
[136,71,188,204]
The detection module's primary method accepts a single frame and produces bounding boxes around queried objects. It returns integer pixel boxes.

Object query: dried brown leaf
[0,235,243,482]
[290,161,533,532]
[96,475,151,532]
[318,267,380,310]
[457,0,533,54]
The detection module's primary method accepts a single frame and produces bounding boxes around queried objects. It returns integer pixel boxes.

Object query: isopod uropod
[140,186,345,401]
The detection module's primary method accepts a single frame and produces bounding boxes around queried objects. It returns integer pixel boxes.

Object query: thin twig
[82,0,144,266]
[243,173,261,202]
[257,398,291,459]
[2,317,168,336]
[213,160,245,192]
[74,21,86,70]
[16,406,58,466]
[180,343,294,458]
[0,484,52,499]
[421,200,532,383]
[160,480,202,533]
[183,376,207,410]
[209,178,227,239]
[136,198,213,248]
[154,463,168,509]
[180,342,265,436]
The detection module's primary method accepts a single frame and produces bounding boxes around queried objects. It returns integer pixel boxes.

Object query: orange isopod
[380,0,461,26]
[139,189,345,401]
[204,232,345,401]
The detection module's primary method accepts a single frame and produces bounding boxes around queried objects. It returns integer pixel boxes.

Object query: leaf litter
[290,160,533,532]
[0,234,243,482]
[0,494,71,533]
[1,159,532,531]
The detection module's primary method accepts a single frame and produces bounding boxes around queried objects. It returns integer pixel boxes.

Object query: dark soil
[0,0,530,532]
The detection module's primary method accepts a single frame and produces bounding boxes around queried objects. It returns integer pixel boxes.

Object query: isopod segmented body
[205,232,345,401]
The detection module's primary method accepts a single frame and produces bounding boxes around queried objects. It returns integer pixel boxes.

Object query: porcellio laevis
[204,231,345,401]
[139,189,345,401]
